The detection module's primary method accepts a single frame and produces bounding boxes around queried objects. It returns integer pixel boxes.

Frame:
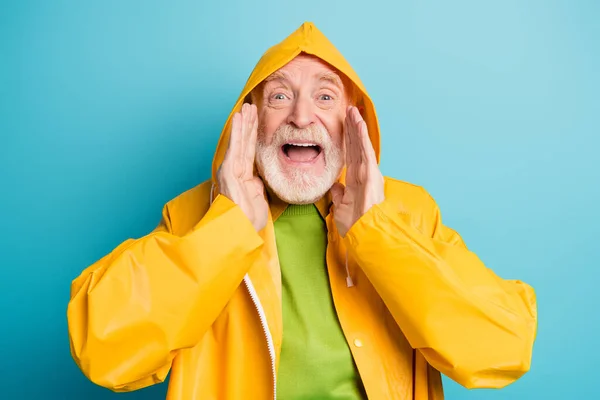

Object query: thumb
[252,177,265,197]
[330,182,345,207]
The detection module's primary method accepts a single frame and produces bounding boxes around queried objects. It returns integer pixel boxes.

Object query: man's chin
[256,156,342,205]
[266,175,331,205]
[285,193,324,205]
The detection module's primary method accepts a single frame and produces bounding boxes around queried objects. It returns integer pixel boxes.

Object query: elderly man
[67,22,537,399]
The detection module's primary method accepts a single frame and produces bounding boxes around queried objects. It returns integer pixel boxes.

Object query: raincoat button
[353,339,363,348]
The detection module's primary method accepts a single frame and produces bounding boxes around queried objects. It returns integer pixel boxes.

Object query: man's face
[253,54,349,204]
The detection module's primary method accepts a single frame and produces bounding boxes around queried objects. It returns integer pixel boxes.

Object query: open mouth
[282,142,322,163]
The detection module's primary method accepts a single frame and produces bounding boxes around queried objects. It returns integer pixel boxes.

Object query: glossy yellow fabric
[67,22,537,399]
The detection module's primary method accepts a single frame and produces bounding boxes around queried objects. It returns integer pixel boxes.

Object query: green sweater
[274,204,366,399]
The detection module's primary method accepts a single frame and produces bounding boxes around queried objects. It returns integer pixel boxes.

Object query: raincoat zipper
[243,275,277,400]
[209,185,276,397]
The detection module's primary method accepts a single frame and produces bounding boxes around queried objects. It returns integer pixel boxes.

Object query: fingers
[346,106,376,165]
[352,107,366,165]
[345,106,362,166]
[358,118,376,165]
[244,104,259,171]
[240,104,250,175]
[346,106,361,166]
[223,112,242,166]
[223,103,259,179]
[343,109,353,167]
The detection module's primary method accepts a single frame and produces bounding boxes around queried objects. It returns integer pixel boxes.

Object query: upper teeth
[289,143,317,147]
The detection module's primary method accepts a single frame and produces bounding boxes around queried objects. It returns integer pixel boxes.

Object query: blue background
[1,0,598,399]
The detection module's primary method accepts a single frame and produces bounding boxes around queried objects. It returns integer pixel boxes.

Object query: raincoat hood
[211,21,381,185]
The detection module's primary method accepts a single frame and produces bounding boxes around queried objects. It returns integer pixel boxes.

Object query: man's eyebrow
[317,71,343,89]
[264,70,291,83]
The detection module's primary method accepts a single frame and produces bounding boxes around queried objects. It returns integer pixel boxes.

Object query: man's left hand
[331,106,385,237]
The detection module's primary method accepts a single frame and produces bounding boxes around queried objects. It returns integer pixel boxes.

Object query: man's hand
[331,106,385,237]
[217,103,268,232]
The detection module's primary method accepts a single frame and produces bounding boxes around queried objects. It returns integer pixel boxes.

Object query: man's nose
[287,96,315,129]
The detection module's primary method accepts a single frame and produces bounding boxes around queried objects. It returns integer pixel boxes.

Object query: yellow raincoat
[67,22,537,399]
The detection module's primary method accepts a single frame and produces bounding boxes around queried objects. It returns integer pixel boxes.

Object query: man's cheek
[264,126,282,146]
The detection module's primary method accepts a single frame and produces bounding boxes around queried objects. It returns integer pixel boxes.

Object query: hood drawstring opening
[345,250,354,288]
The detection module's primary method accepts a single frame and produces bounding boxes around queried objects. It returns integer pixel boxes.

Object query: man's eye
[320,94,333,101]
[273,94,287,100]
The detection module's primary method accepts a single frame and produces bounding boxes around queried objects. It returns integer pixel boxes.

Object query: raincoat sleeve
[343,186,537,389]
[67,194,263,392]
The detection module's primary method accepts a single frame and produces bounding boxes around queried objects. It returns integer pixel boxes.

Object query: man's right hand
[217,103,269,232]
